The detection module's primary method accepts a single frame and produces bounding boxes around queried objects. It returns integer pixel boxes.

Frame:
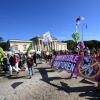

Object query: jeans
[28,67,33,77]
[8,65,12,75]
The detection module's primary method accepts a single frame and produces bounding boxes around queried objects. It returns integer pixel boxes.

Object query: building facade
[7,35,67,53]
[7,40,32,53]
[57,42,68,51]
[31,35,67,52]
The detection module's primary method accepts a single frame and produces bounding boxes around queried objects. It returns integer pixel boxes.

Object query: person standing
[3,54,9,74]
[9,54,16,76]
[33,52,37,66]
[3,53,12,76]
[26,55,34,79]
[13,54,21,72]
[95,50,100,92]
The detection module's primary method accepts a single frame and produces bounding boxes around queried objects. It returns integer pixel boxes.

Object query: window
[15,45,18,50]
[23,45,27,51]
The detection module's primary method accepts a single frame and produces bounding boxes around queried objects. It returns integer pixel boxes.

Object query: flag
[43,32,52,45]
[76,16,81,24]
[76,16,85,25]
[77,41,85,49]
[10,45,16,52]
[27,43,32,52]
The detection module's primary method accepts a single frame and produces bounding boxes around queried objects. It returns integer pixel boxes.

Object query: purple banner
[51,54,100,82]
[52,54,80,72]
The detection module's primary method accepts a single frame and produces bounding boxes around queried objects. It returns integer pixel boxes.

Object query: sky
[0,0,100,41]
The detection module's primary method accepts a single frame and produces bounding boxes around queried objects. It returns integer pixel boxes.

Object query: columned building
[31,35,67,51]
[7,35,67,53]
[57,42,68,51]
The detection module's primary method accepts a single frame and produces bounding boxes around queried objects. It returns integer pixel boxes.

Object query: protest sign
[52,54,100,82]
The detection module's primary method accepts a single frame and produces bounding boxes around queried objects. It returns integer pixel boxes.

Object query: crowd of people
[51,47,100,92]
[2,51,42,79]
[1,47,100,91]
[1,50,55,79]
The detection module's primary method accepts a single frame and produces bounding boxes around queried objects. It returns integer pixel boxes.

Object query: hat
[28,54,31,58]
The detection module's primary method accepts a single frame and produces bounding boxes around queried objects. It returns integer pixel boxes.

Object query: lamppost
[82,23,87,41]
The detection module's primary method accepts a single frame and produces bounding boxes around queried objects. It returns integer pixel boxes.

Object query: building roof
[31,35,57,40]
[8,40,32,43]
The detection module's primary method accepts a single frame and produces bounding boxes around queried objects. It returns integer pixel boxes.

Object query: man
[26,54,34,79]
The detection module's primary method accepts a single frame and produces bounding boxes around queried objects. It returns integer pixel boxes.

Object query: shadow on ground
[38,67,100,100]
[11,82,23,89]
[0,71,5,77]
[37,67,67,81]
[6,75,26,79]
[80,79,94,85]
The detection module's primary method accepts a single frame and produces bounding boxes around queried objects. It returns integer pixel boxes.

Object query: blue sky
[0,0,100,41]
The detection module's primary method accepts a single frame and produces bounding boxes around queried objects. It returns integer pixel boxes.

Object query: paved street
[0,63,99,100]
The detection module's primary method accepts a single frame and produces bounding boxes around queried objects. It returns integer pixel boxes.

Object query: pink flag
[77,41,85,49]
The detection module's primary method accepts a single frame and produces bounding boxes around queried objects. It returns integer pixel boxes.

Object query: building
[7,40,32,53]
[30,35,57,51]
[7,35,67,53]
[31,35,67,51]
[57,42,67,51]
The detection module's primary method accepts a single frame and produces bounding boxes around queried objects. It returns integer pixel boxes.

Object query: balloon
[72,31,80,42]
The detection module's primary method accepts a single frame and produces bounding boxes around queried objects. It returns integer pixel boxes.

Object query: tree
[0,42,7,51]
[62,40,100,51]
[0,47,4,65]
[27,43,33,52]
[0,37,3,43]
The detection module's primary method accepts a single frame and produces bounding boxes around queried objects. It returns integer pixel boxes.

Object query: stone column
[53,41,55,50]
[41,40,43,51]
[50,42,52,48]
[38,39,40,51]
[55,41,57,51]
[52,42,53,49]
[34,44,36,51]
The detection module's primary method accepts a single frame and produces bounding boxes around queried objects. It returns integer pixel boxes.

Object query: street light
[82,23,87,41]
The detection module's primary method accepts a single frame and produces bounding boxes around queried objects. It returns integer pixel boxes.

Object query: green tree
[0,42,7,51]
[0,47,4,65]
[66,40,76,50]
[27,43,33,52]
[84,40,99,50]
[0,37,3,43]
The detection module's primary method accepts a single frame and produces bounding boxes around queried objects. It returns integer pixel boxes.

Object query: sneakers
[16,71,19,77]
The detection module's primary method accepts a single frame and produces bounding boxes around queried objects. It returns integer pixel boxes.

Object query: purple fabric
[52,54,100,82]
[77,41,85,49]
